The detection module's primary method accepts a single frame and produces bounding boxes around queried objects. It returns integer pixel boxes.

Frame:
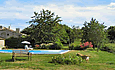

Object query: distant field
[0,48,115,70]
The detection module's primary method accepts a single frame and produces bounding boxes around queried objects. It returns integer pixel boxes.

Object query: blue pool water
[0,50,70,54]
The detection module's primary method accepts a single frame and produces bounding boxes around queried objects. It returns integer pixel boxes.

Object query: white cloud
[10,23,31,31]
[0,0,115,29]
[108,2,115,6]
[69,20,73,22]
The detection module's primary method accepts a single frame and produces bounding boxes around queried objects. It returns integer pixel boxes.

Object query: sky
[0,0,115,31]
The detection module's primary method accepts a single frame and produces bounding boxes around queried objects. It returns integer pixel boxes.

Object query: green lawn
[105,43,115,52]
[0,48,115,70]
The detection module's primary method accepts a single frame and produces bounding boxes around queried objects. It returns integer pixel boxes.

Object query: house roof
[0,27,15,32]
[0,26,26,36]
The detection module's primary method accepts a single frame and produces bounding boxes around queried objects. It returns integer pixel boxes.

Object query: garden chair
[25,45,33,50]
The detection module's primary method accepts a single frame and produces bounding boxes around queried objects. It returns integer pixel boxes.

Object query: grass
[0,48,115,70]
[105,43,115,52]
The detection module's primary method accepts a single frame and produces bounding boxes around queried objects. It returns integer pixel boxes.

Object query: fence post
[30,53,32,61]
[27,52,29,60]
[12,52,16,62]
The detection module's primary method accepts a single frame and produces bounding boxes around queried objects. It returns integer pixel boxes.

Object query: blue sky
[0,0,115,31]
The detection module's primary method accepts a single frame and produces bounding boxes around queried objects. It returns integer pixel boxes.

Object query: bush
[34,45,40,49]
[101,46,114,53]
[51,55,82,65]
[5,37,23,48]
[34,44,49,49]
[2,47,6,49]
[69,43,89,50]
[45,45,50,49]
[69,45,74,50]
[74,45,81,50]
[40,45,47,49]
[79,42,93,50]
[49,41,63,50]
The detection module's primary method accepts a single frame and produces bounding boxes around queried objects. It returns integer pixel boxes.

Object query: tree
[81,18,108,52]
[53,24,69,43]
[28,9,62,43]
[72,25,82,40]
[107,26,115,43]
[21,26,33,35]
[61,25,81,44]
[22,9,81,44]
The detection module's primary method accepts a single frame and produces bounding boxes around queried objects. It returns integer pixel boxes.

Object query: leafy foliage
[51,55,82,65]
[101,46,114,53]
[69,44,74,50]
[81,18,108,51]
[21,27,33,35]
[21,9,81,46]
[28,9,62,43]
[49,38,63,50]
[107,26,115,43]
[5,37,24,48]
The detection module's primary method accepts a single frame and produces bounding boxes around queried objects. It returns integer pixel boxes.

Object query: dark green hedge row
[5,37,24,48]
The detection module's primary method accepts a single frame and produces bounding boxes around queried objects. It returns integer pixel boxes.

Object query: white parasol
[21,41,30,44]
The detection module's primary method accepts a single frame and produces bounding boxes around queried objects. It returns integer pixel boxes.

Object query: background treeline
[5,9,115,51]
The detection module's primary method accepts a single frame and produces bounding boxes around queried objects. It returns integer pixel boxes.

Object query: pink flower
[84,43,88,46]
[84,42,89,47]
[80,45,84,48]
[80,42,93,48]
[89,45,93,47]
[86,42,89,44]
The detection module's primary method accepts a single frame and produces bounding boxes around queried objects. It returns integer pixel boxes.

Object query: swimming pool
[0,50,70,54]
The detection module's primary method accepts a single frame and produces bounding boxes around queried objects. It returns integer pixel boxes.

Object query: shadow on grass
[5,59,27,62]
[87,48,95,51]
[106,61,115,65]
[48,61,53,63]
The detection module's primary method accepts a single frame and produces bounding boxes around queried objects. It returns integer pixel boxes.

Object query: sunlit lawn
[0,48,115,70]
